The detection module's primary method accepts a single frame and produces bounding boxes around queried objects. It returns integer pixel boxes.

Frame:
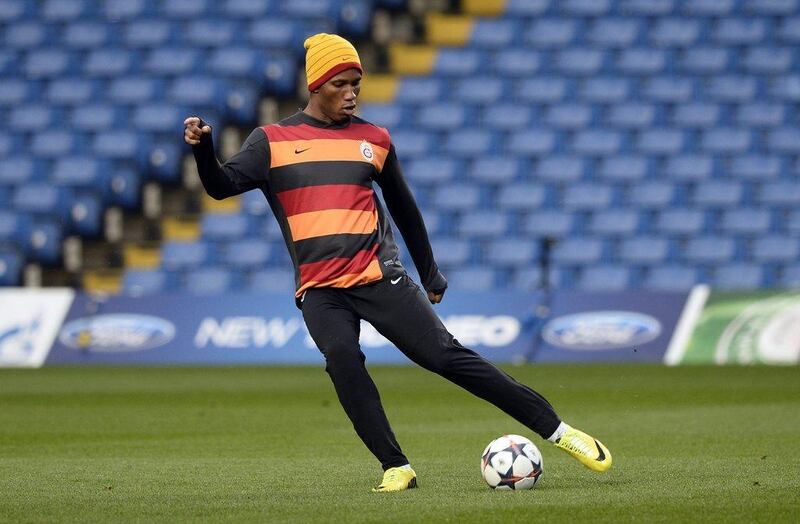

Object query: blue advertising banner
[530,291,690,363]
[45,291,542,366]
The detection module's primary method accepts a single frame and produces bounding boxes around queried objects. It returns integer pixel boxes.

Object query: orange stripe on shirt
[287,209,378,241]
[296,259,384,297]
[270,139,389,172]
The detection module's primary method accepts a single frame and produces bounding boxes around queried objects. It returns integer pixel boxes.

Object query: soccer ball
[481,434,543,490]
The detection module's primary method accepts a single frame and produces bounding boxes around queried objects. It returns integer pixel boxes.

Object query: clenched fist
[184,116,211,145]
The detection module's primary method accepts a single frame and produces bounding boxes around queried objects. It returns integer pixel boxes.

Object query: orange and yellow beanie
[304,33,362,91]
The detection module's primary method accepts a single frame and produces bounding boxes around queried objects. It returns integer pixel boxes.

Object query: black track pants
[301,275,561,470]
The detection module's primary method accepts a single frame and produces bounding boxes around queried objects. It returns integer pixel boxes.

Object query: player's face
[318,69,362,121]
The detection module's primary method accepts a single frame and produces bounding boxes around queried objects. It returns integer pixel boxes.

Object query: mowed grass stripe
[0,365,798,523]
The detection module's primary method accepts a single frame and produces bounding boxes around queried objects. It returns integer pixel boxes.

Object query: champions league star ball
[481,434,543,490]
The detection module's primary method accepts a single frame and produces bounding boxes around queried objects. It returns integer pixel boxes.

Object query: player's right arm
[184,116,270,200]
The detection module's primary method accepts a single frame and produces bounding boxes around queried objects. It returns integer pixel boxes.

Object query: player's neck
[302,104,350,126]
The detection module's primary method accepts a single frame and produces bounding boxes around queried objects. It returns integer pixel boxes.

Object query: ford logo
[59,314,175,352]
[542,311,661,351]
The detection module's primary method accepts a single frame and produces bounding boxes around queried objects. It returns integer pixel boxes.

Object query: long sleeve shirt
[192,111,447,306]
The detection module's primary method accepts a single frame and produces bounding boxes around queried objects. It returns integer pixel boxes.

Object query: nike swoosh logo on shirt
[294,147,310,154]
[390,277,402,285]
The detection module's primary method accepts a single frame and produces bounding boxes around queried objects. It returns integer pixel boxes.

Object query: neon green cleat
[371,466,418,493]
[554,426,613,473]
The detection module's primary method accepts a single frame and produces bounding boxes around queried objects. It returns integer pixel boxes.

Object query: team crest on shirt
[360,140,374,161]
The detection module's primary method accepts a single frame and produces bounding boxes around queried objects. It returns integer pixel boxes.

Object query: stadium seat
[554,48,606,77]
[12,184,71,218]
[485,239,539,268]
[628,182,677,208]
[523,211,575,238]
[457,211,508,237]
[249,268,296,293]
[395,78,444,104]
[552,237,605,265]
[133,104,184,133]
[650,18,702,47]
[768,127,800,153]
[0,157,38,186]
[515,78,569,104]
[562,184,614,210]
[713,264,766,290]
[587,18,641,48]
[108,168,141,210]
[544,104,594,130]
[405,159,459,185]
[536,156,585,182]
[721,209,772,235]
[0,248,23,286]
[123,19,176,48]
[620,236,671,264]
[453,78,505,105]
[45,78,98,106]
[359,104,406,129]
[577,266,633,291]
[69,194,103,237]
[579,78,631,103]
[185,267,238,295]
[496,183,546,210]
[50,157,108,191]
[85,49,134,77]
[5,22,50,50]
[588,210,641,236]
[62,21,111,49]
[417,103,467,131]
[736,104,786,128]
[656,208,706,235]
[145,49,198,76]
[743,47,792,74]
[468,158,521,184]
[693,181,743,208]
[705,76,759,103]
[161,241,213,271]
[598,156,650,181]
[482,105,534,131]
[471,19,521,49]
[643,266,702,291]
[644,77,695,103]
[680,47,731,74]
[731,155,782,180]
[683,0,735,16]
[617,48,667,75]
[434,49,487,76]
[430,238,471,266]
[607,103,657,129]
[431,184,482,211]
[701,129,752,154]
[752,236,800,262]
[444,130,496,157]
[122,269,175,296]
[684,236,737,264]
[446,266,496,292]
[107,77,163,105]
[507,129,557,156]
[570,130,623,156]
[779,265,800,288]
[664,155,714,180]
[0,211,32,244]
[636,129,685,155]
[712,18,767,45]
[525,19,578,48]
[759,182,800,207]
[672,104,720,129]
[492,49,540,77]
[185,20,237,48]
[26,220,64,265]
[201,213,253,241]
[71,104,121,132]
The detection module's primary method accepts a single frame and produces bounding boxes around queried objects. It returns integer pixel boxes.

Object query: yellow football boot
[371,466,418,492]
[554,426,613,472]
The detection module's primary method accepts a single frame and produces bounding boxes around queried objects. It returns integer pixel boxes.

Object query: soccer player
[184,33,612,492]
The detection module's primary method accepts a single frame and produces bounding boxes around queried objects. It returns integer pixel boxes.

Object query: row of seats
[119,262,800,296]
[494,0,799,17]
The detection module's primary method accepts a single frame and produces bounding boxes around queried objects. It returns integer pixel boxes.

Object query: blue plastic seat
[471,19,520,49]
[523,211,575,238]
[577,266,632,291]
[563,184,614,210]
[145,49,198,75]
[589,210,641,236]
[220,0,272,18]
[778,16,800,42]
[26,220,64,265]
[338,0,374,37]
[396,78,443,104]
[702,128,752,154]
[505,0,549,15]
[752,236,799,262]
[434,49,486,76]
[92,131,147,162]
[71,104,120,131]
[644,77,695,103]
[248,19,298,49]
[248,268,296,293]
[133,103,184,133]
[736,103,785,128]
[743,46,792,74]
[721,209,772,235]
[108,168,142,210]
[8,104,57,132]
[444,130,495,157]
[485,239,539,267]
[0,211,32,244]
[496,183,546,210]
[161,241,212,271]
[617,48,667,75]
[747,0,800,15]
[779,265,800,288]
[482,105,533,131]
[587,18,641,47]
[684,237,736,264]
[680,47,730,74]
[619,0,675,15]
[430,238,471,266]
[122,269,175,296]
[768,127,800,153]
[607,103,657,129]
[643,266,701,291]
[731,155,782,180]
[492,50,540,78]
[536,156,585,182]
[185,20,237,47]
[84,49,134,77]
[0,132,21,157]
[431,184,481,211]
[51,157,107,189]
[665,155,714,180]
[628,182,677,208]
[457,211,508,237]
[30,131,77,158]
[507,129,558,156]
[760,182,800,207]
[544,104,593,129]
[515,78,569,104]
[391,130,433,159]
[651,18,701,47]
[280,0,336,18]
[168,77,224,107]
[705,76,758,102]
[570,130,622,156]
[107,77,162,105]
[0,248,23,286]
[24,49,73,79]
[0,79,33,106]
[358,104,406,129]
[417,103,466,131]
[553,238,605,265]
[104,0,153,20]
[259,52,297,96]
[123,19,175,48]
[453,78,505,105]
[201,213,253,241]
[45,78,97,106]
[69,194,102,237]
[554,49,606,76]
[447,267,496,292]
[714,265,768,290]
[469,158,521,184]
[713,18,767,45]
[672,103,720,128]
[683,0,735,15]
[598,156,650,181]
[12,183,71,217]
[63,22,111,49]
[636,129,685,154]
[786,211,800,235]
[405,159,459,185]
[224,239,271,269]
[0,0,29,24]
[185,267,238,295]
[656,208,706,234]
[525,19,578,48]
[561,0,611,16]
[5,22,50,49]
[579,78,631,103]
[620,237,670,264]
[161,0,210,18]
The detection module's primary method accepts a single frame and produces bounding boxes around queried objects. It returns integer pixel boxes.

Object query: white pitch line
[664,284,710,366]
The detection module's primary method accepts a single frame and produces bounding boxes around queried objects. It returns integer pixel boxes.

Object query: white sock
[398,463,412,471]
[547,422,570,443]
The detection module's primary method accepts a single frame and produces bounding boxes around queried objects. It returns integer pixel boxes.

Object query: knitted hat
[304,33,362,91]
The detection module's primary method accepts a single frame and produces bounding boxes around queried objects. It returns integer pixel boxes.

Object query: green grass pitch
[1,365,798,523]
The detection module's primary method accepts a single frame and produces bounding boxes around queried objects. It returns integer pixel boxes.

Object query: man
[184,33,612,492]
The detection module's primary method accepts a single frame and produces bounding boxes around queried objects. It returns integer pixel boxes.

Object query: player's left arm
[375,144,447,304]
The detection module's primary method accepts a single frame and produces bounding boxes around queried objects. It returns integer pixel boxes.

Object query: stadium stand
[1,0,798,295]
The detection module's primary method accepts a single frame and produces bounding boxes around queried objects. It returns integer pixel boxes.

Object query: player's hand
[428,290,444,304]
[184,116,211,145]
